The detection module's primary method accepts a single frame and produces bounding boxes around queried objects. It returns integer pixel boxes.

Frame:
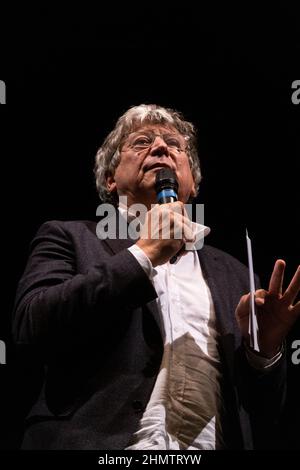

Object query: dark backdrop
[0,4,299,450]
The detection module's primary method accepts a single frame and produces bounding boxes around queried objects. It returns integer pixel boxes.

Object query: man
[13,104,299,450]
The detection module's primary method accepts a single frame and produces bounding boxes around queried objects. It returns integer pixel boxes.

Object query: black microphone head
[155,168,178,204]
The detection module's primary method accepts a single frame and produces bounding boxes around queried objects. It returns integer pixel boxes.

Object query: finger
[159,206,177,239]
[170,201,185,215]
[172,212,195,242]
[268,259,286,296]
[182,205,191,220]
[283,265,300,306]
[290,301,300,317]
[182,220,196,243]
[255,289,267,299]
[182,230,196,243]
[182,218,195,242]
[254,289,267,306]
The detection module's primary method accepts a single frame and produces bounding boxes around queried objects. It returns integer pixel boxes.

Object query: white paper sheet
[246,229,260,352]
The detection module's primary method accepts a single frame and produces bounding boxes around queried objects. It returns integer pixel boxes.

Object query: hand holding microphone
[155,168,188,264]
[136,169,195,267]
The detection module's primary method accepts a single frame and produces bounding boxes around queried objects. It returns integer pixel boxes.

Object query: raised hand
[236,260,300,358]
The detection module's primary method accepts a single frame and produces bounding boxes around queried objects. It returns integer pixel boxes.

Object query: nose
[150,136,169,157]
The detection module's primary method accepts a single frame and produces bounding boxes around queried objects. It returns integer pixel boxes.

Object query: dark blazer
[13,219,286,450]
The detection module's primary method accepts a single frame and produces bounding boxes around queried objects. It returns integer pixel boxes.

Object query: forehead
[129,124,179,135]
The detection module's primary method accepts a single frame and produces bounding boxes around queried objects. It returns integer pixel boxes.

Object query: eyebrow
[131,130,182,136]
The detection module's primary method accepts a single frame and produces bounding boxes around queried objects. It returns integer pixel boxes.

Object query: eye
[165,136,181,148]
[132,136,152,147]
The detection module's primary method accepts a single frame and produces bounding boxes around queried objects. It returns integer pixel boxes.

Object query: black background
[0,4,299,450]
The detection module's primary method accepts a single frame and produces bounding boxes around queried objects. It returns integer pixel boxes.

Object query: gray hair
[94,104,202,203]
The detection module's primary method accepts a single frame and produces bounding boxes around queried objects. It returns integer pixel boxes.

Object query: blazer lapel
[98,212,162,333]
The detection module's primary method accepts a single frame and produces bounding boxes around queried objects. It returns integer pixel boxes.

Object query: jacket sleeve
[12,221,157,350]
[236,340,287,449]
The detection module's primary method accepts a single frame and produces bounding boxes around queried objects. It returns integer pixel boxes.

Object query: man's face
[106,124,196,208]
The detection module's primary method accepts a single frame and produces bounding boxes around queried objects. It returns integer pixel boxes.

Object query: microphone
[155,168,178,203]
[155,168,180,264]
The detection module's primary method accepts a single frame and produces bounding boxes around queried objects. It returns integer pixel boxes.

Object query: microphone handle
[156,188,178,205]
[160,196,177,204]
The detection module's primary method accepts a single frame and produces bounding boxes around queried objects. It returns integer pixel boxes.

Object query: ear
[106,174,117,194]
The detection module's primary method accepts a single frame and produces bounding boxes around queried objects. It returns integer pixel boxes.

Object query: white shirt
[126,247,223,450]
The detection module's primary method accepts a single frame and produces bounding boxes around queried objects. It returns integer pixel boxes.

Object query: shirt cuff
[245,342,284,371]
[128,245,157,280]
